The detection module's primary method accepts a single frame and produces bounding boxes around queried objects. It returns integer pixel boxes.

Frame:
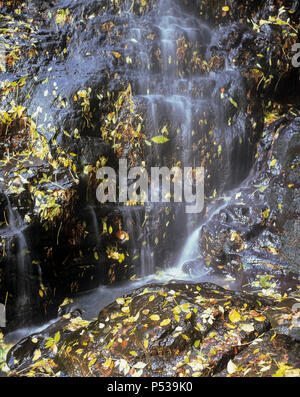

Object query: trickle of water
[5,197,32,321]
[177,226,201,266]
[85,205,100,247]
[4,318,58,345]
[119,204,158,277]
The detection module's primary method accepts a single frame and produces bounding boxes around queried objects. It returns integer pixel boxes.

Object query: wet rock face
[0,0,146,329]
[216,330,300,377]
[201,0,300,107]
[0,0,299,345]
[0,0,265,330]
[191,0,300,27]
[198,112,300,293]
[5,281,300,377]
[5,282,272,376]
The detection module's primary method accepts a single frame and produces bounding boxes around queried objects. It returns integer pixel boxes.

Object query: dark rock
[0,0,299,354]
[198,113,300,294]
[6,281,275,377]
[216,330,300,377]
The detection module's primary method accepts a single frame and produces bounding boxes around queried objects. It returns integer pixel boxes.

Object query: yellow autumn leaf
[181,334,190,341]
[116,298,125,305]
[103,358,112,369]
[181,303,190,312]
[227,360,237,374]
[32,349,41,362]
[150,314,160,321]
[160,319,171,327]
[144,339,149,349]
[222,6,230,12]
[89,358,97,367]
[173,306,181,315]
[229,309,241,323]
[254,315,266,322]
[231,231,238,241]
[267,246,278,255]
[149,295,155,302]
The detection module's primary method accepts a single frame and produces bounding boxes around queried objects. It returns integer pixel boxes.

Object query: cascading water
[176,188,243,273]
[67,0,254,318]
[112,0,211,278]
[3,0,257,337]
[117,0,246,275]
[119,205,157,277]
[85,205,100,247]
[4,198,33,325]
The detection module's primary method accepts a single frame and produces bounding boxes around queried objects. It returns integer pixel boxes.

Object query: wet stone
[6,281,275,377]
[216,331,300,377]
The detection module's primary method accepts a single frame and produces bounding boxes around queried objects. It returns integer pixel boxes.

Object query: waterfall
[3,0,256,331]
[5,197,32,323]
[119,204,157,278]
[176,189,242,268]
[116,0,252,280]
[85,205,100,247]
[177,226,201,266]
[115,0,214,276]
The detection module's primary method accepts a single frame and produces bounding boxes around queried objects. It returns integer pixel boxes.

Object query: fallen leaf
[133,362,147,369]
[151,135,169,144]
[229,309,241,323]
[255,315,266,322]
[240,323,255,333]
[160,319,171,327]
[227,359,238,374]
[32,349,41,362]
[150,314,160,321]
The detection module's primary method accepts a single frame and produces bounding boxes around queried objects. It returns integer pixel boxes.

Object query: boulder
[198,113,300,295]
[6,281,276,377]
